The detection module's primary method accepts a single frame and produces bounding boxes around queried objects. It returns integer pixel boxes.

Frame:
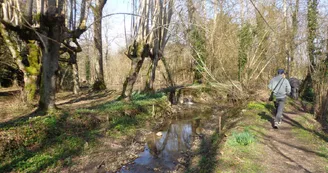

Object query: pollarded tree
[0,0,91,111]
[121,0,174,99]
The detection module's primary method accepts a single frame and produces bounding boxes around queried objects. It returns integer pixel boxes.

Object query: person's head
[277,69,286,77]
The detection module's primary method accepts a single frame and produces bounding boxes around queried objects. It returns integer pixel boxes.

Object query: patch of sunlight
[218,140,264,173]
[247,101,266,110]
[292,128,313,141]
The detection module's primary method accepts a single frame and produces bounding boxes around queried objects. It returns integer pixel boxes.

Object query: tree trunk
[121,56,146,100]
[289,0,299,77]
[148,55,160,90]
[94,8,104,82]
[93,0,107,89]
[59,66,69,91]
[68,51,80,94]
[72,62,80,95]
[24,0,33,23]
[161,57,174,87]
[322,90,328,124]
[38,26,60,111]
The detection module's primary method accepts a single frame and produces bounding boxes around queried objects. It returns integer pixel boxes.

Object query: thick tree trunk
[122,41,149,99]
[38,26,60,111]
[121,56,145,100]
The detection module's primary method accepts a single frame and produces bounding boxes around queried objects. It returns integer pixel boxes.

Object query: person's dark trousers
[274,98,286,123]
[291,88,298,99]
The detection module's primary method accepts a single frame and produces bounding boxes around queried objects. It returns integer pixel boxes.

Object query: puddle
[119,118,202,173]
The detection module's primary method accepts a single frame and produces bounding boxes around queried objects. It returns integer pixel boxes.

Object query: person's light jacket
[268,75,291,99]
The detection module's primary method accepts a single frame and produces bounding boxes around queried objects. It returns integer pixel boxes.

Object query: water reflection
[120,121,199,173]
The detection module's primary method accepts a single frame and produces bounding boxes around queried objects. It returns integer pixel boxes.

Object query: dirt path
[259,110,327,173]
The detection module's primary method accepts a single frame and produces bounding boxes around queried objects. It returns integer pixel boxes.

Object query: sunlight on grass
[291,114,328,165]
[91,92,167,113]
[0,111,98,173]
[218,128,263,173]
[247,101,266,110]
[228,129,255,146]
[214,101,273,173]
[73,92,167,139]
[16,137,83,173]
[106,114,147,137]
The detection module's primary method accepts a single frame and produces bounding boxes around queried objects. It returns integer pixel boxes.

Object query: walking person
[288,77,300,100]
[268,69,291,128]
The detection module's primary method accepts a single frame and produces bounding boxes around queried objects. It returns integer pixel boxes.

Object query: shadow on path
[0,108,43,129]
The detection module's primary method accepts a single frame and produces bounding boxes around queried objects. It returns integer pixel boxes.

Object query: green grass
[93,92,167,113]
[216,99,328,173]
[213,100,274,173]
[0,92,168,172]
[247,101,267,110]
[228,129,255,146]
[92,92,168,138]
[106,113,150,137]
[291,114,328,162]
[0,111,96,173]
[218,127,263,173]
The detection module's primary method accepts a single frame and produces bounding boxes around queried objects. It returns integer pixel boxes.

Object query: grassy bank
[215,101,271,173]
[0,92,169,172]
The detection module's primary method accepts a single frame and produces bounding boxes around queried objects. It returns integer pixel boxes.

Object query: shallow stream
[119,108,210,173]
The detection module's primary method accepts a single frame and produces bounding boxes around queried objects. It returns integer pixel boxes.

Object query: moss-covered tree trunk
[1,0,90,112]
[0,23,28,101]
[121,56,146,99]
[25,41,41,102]
[121,41,149,100]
